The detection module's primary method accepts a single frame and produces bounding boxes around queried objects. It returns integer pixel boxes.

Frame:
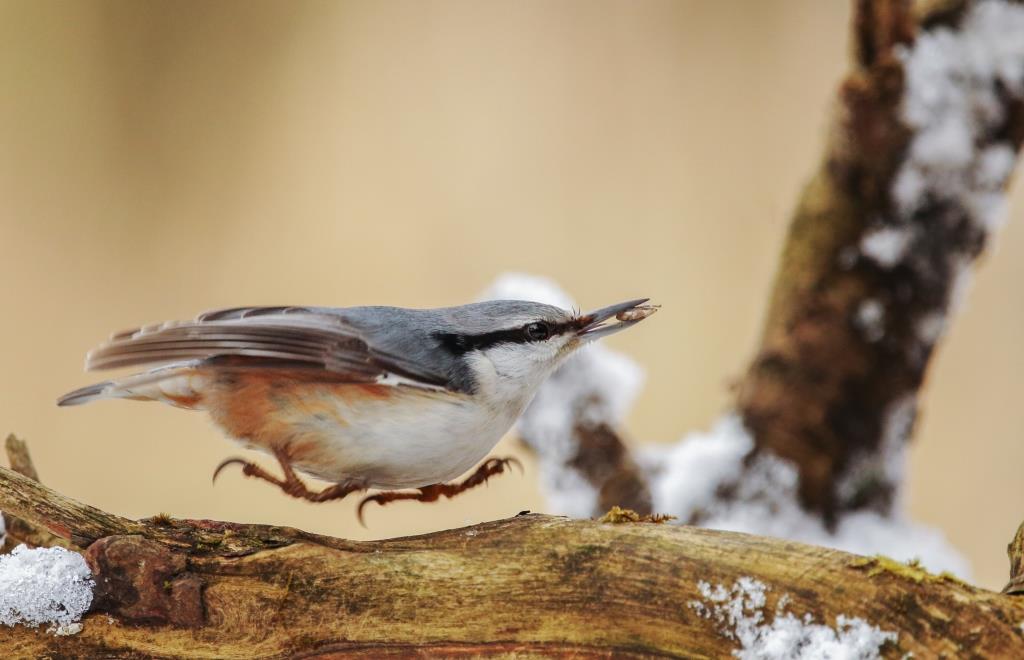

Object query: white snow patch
[891,167,926,214]
[0,545,94,629]
[482,273,644,516]
[860,227,914,268]
[645,415,752,520]
[647,415,970,577]
[855,299,886,342]
[974,143,1017,189]
[894,0,1024,228]
[690,578,898,659]
[916,312,947,345]
[540,468,600,518]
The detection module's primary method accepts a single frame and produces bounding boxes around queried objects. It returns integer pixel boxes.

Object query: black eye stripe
[436,320,576,355]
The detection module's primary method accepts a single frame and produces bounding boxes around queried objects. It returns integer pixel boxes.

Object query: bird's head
[437,298,656,402]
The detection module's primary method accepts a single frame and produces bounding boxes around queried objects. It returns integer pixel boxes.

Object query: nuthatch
[59,298,657,519]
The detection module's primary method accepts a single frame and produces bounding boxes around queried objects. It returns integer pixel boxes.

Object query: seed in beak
[616,304,660,322]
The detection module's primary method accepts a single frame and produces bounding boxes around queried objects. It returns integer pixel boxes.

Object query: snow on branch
[893,0,1024,235]
[734,0,1024,519]
[642,416,969,575]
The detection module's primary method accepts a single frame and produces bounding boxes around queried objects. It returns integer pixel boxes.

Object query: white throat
[464,338,575,417]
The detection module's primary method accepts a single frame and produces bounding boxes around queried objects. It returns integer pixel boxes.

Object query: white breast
[211,343,561,490]
[283,385,525,489]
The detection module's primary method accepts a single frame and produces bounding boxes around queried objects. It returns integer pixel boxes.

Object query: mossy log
[1,465,1024,658]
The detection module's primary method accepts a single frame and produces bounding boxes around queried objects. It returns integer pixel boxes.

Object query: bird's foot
[357,456,521,524]
[212,448,363,503]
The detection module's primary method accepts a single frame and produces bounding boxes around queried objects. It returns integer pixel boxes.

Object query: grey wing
[86,306,452,389]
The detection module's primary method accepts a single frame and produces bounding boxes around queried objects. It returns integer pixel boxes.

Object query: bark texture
[736,0,1024,519]
[1,464,1024,658]
[1,434,73,551]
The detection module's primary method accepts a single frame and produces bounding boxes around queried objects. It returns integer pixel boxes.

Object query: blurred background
[1,0,1022,590]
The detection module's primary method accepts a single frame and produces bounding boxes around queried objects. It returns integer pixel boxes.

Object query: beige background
[1,1,1021,590]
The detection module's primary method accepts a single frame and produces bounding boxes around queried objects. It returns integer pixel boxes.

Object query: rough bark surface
[1004,520,1024,594]
[737,0,1024,519]
[1,464,1023,658]
[1,434,73,551]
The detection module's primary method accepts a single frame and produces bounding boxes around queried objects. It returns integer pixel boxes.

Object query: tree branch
[737,0,1024,519]
[0,463,146,547]
[1,434,73,551]
[1,466,1023,657]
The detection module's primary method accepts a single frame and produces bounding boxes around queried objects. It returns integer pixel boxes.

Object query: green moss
[937,571,973,589]
[849,555,972,588]
[599,506,676,524]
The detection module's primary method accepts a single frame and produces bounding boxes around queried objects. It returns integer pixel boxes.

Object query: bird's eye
[525,322,550,341]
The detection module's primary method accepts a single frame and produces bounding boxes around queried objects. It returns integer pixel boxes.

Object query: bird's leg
[212,447,364,503]
[357,456,521,523]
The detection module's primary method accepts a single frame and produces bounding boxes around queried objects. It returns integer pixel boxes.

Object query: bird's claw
[356,494,387,527]
[486,456,523,475]
[356,455,523,525]
[212,457,251,484]
[213,449,364,504]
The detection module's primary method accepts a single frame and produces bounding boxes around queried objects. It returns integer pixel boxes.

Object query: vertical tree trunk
[737,0,1024,520]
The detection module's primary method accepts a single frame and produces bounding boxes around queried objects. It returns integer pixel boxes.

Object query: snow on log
[0,545,93,634]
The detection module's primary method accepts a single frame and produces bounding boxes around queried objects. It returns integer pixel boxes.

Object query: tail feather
[57,381,115,406]
[57,361,207,409]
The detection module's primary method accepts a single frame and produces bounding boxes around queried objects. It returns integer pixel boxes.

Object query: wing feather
[86,306,451,389]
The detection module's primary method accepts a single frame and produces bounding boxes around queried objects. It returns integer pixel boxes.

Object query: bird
[58,298,657,520]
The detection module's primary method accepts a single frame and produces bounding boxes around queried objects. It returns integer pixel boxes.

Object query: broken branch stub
[2,434,73,551]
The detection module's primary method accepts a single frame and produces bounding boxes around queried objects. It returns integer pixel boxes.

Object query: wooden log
[0,464,1023,658]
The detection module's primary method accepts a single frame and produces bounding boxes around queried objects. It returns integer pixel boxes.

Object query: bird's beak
[576,298,658,341]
